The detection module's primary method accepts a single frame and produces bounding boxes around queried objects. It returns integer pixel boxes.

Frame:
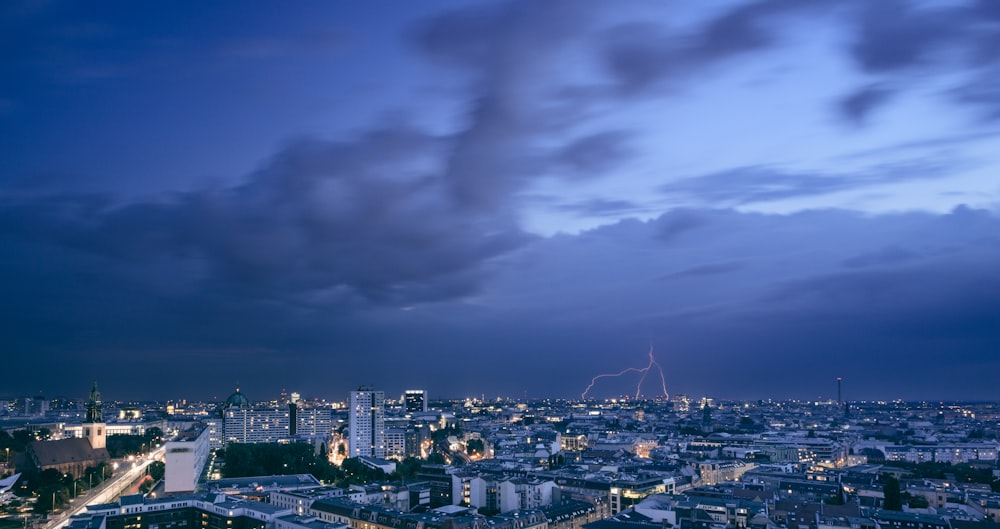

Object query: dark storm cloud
[841,245,919,268]
[952,67,1000,120]
[555,130,633,176]
[0,116,540,398]
[5,192,1000,400]
[557,198,644,218]
[584,0,1000,124]
[6,0,1000,402]
[414,0,589,71]
[659,261,746,281]
[651,209,712,241]
[759,255,1000,365]
[838,0,1000,121]
[478,207,1000,400]
[600,0,838,94]
[411,1,613,209]
[848,1,966,74]
[0,121,531,306]
[838,84,895,125]
[660,162,948,206]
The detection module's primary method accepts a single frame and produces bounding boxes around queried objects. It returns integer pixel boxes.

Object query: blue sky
[2,0,999,402]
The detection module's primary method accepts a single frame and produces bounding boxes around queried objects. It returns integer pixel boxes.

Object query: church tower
[82,380,106,450]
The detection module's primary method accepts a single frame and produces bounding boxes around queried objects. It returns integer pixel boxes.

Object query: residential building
[349,387,385,458]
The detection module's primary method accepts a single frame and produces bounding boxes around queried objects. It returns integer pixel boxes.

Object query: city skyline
[2,1,999,402]
[2,377,990,407]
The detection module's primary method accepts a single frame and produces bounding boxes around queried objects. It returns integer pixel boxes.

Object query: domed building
[204,384,334,450]
[218,385,250,416]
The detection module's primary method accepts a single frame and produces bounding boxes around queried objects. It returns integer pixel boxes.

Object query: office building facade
[403,390,428,413]
[349,387,385,458]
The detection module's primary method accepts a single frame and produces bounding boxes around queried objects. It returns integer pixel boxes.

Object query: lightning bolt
[582,344,669,400]
[582,367,645,399]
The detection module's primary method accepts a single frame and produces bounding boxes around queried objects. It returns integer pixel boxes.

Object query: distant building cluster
[200,385,334,450]
[4,381,1000,529]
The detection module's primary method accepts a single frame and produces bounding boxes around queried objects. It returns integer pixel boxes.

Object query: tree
[391,458,423,482]
[222,443,315,478]
[882,475,902,511]
[466,439,485,457]
[338,458,386,486]
[431,425,461,443]
[106,434,148,458]
[147,461,165,482]
[144,427,165,443]
[12,431,32,450]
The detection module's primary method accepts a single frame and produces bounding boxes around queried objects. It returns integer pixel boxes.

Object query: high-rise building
[349,386,385,458]
[403,390,428,413]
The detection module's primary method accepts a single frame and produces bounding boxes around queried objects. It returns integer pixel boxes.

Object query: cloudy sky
[2,0,999,403]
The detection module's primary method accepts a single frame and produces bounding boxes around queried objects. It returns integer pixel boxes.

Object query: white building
[385,428,407,460]
[164,424,211,493]
[64,421,164,439]
[349,387,385,458]
[225,406,290,444]
[464,475,558,513]
[293,406,333,437]
[271,486,345,515]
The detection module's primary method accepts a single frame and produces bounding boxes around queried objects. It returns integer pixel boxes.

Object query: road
[435,440,471,465]
[45,446,165,529]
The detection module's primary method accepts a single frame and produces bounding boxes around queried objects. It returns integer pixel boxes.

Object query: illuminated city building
[349,386,385,458]
[404,390,428,413]
[207,385,332,447]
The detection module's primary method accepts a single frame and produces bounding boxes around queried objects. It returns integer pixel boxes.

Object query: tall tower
[82,380,106,450]
[836,377,842,405]
[349,386,385,458]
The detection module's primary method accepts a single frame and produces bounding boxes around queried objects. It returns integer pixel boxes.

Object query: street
[45,446,165,529]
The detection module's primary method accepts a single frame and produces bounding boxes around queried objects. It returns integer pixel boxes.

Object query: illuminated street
[45,446,165,529]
